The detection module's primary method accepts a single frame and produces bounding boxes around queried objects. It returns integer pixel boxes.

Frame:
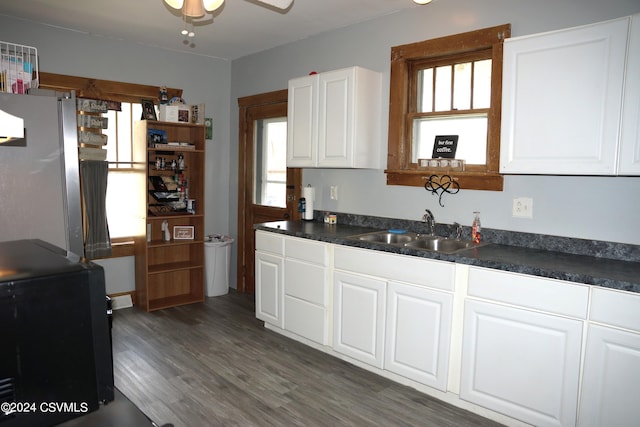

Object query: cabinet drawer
[284,296,328,345]
[255,231,284,256]
[285,236,329,265]
[334,246,455,291]
[467,267,589,318]
[590,287,640,331]
[284,258,328,306]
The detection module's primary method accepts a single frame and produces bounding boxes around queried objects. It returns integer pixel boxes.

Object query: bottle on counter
[472,211,481,244]
[298,197,306,217]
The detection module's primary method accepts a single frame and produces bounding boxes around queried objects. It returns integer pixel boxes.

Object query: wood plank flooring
[112,292,503,427]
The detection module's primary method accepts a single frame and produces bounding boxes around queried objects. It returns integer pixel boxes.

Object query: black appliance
[0,239,114,426]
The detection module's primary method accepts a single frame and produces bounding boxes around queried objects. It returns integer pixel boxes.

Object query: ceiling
[0,0,422,60]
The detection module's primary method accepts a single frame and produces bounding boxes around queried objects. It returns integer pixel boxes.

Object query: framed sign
[173,225,194,240]
[432,135,459,158]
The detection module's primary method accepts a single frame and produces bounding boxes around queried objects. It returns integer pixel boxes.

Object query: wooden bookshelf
[133,120,206,312]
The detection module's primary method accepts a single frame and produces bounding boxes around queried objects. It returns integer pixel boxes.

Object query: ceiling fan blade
[253,0,294,10]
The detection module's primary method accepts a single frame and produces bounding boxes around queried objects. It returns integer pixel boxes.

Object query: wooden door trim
[237,89,301,294]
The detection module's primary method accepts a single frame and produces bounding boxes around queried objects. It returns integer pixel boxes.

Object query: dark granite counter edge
[254,218,640,294]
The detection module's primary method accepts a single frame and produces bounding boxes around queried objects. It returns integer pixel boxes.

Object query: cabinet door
[255,251,283,328]
[318,68,353,167]
[333,271,386,368]
[460,299,583,427]
[287,74,318,167]
[500,17,629,174]
[619,14,640,175]
[578,325,640,427]
[284,258,330,345]
[385,281,453,391]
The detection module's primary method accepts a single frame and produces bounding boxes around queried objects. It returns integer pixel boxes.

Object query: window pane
[254,117,287,208]
[116,103,132,164]
[434,65,452,111]
[417,68,433,113]
[104,110,117,163]
[453,62,471,110]
[412,113,488,164]
[106,171,140,238]
[473,59,492,108]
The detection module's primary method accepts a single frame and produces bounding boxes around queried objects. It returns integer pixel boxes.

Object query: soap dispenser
[472,211,481,244]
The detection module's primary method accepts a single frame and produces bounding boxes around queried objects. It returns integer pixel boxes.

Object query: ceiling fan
[164,0,294,38]
[164,0,294,19]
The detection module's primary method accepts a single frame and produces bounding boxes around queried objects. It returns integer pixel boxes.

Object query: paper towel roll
[302,186,315,220]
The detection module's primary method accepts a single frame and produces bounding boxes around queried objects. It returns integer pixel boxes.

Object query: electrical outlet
[512,197,533,218]
[330,185,338,200]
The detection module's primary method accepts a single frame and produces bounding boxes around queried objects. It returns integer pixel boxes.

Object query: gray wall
[231,0,640,249]
[0,16,232,293]
[1,0,639,292]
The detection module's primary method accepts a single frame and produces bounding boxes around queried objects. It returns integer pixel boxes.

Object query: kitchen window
[103,102,145,241]
[386,24,510,191]
[39,72,182,257]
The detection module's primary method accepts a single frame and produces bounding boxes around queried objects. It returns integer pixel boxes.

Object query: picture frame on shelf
[141,98,157,120]
[173,225,194,240]
[147,129,167,147]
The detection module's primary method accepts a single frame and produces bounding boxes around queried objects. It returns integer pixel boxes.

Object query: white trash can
[204,235,234,297]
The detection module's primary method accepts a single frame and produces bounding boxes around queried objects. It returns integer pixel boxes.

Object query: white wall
[230,0,640,246]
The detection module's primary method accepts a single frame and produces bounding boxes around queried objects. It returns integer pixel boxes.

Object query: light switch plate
[330,185,338,200]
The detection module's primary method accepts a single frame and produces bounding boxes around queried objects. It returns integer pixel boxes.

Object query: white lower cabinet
[255,231,331,344]
[332,245,455,385]
[385,281,453,391]
[333,270,386,368]
[460,267,588,427]
[255,250,284,328]
[256,232,640,427]
[578,287,640,426]
[579,325,640,427]
[283,236,331,345]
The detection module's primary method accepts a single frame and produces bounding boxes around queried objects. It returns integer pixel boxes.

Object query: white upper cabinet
[500,16,634,175]
[287,66,382,168]
[619,14,640,174]
[287,74,318,167]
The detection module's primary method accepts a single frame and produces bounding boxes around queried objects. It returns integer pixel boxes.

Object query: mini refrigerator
[0,239,114,426]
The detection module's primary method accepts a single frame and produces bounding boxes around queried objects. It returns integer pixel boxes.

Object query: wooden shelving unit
[133,120,206,312]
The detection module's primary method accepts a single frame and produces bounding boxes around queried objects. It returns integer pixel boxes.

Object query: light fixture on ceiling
[165,0,224,37]
[413,0,433,4]
[165,0,294,38]
[164,0,225,18]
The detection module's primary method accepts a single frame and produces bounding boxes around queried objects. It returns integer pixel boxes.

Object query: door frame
[237,89,301,294]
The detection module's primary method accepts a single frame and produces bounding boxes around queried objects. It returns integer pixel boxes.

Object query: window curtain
[80,160,112,259]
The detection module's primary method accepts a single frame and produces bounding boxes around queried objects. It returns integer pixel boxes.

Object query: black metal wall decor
[424,174,460,207]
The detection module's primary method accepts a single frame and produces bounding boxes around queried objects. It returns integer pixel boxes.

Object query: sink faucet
[422,209,435,236]
[454,222,463,240]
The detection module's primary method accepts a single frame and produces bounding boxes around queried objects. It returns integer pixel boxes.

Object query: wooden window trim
[39,72,182,104]
[386,24,511,191]
[39,72,183,259]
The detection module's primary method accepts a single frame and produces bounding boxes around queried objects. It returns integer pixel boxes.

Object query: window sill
[385,169,503,191]
[91,240,135,259]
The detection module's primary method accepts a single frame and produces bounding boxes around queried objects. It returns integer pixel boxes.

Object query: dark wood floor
[112,291,503,427]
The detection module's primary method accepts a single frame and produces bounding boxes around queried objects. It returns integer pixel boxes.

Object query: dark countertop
[255,220,640,293]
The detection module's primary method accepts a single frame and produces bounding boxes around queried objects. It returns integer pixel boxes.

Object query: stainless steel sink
[404,237,477,253]
[354,231,418,244]
[347,230,487,254]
